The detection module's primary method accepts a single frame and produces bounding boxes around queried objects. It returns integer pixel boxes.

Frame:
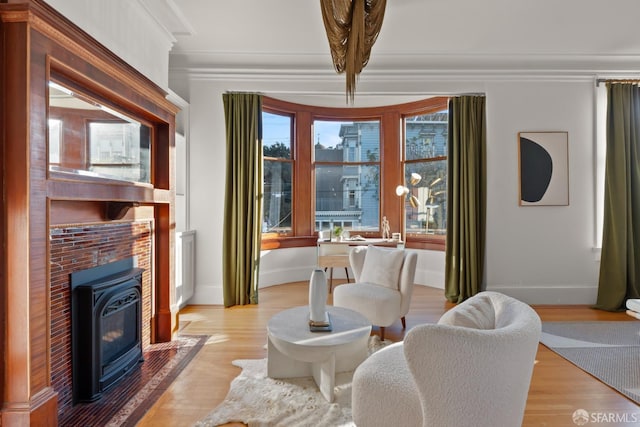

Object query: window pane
[404,161,447,235]
[263,160,292,233]
[263,111,291,159]
[314,120,380,162]
[405,111,448,160]
[404,109,448,237]
[315,164,379,233]
[262,111,293,235]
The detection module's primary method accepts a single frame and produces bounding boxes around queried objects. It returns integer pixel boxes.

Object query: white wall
[258,247,446,291]
[46,0,174,90]
[173,71,602,306]
[484,81,599,304]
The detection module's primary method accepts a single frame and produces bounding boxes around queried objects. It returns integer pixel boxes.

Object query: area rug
[59,334,208,426]
[195,335,391,427]
[540,321,640,404]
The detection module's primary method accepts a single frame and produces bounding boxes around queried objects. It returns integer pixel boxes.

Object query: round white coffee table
[267,305,371,402]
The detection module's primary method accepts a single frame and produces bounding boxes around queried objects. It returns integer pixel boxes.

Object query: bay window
[261,96,448,250]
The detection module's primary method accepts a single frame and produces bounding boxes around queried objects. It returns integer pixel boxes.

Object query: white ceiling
[167,0,640,74]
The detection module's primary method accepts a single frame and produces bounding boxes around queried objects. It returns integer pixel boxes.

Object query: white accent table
[317,238,403,291]
[267,305,371,402]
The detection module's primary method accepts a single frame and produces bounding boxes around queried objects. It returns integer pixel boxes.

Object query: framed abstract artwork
[518,131,569,206]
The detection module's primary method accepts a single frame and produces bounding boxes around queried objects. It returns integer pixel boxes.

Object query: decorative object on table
[332,225,343,241]
[391,232,402,241]
[348,234,367,241]
[308,269,330,331]
[320,0,387,103]
[381,216,391,239]
[518,131,569,206]
[309,319,332,332]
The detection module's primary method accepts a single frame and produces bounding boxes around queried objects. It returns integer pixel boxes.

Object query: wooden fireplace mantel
[0,1,178,424]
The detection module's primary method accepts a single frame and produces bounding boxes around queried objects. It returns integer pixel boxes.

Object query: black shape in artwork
[520,137,553,203]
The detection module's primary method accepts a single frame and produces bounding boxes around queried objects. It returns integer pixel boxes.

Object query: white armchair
[333,245,417,341]
[351,291,542,427]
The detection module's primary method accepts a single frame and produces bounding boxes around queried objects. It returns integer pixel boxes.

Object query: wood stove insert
[70,258,145,403]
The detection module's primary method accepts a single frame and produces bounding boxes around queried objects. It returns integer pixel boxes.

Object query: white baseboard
[259,264,318,288]
[487,284,598,305]
[414,266,444,289]
[187,282,596,306]
[190,283,225,305]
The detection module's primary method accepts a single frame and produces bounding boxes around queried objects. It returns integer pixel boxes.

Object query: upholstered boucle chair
[351,291,542,427]
[333,245,417,341]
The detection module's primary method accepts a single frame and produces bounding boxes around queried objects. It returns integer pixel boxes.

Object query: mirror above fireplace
[48,81,152,184]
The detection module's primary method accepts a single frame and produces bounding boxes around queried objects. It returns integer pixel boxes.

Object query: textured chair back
[398,251,417,317]
[348,246,417,315]
[403,291,541,427]
[348,246,368,282]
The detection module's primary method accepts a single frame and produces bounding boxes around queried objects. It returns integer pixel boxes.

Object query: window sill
[48,168,154,188]
[261,234,446,252]
[261,235,317,250]
[405,237,446,251]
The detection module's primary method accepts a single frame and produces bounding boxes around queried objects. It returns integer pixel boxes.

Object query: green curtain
[594,83,640,311]
[222,93,263,307]
[445,96,487,303]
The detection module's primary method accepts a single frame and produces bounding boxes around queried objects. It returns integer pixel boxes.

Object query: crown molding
[137,0,195,40]
[169,51,640,82]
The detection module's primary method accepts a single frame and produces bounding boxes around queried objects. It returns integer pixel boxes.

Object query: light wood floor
[137,282,640,427]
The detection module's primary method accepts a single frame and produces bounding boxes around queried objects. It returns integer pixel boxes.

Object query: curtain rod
[454,92,486,97]
[596,78,640,87]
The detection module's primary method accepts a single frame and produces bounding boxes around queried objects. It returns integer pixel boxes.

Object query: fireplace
[71,257,145,403]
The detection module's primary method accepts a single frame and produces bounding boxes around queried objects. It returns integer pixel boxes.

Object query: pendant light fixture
[320,0,386,103]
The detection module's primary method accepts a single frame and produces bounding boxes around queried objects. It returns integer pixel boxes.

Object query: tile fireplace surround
[49,221,152,418]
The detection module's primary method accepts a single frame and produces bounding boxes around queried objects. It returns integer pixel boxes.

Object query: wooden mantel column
[1,4,58,425]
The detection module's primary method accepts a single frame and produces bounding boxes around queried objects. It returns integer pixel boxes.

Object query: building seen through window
[314,120,380,235]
